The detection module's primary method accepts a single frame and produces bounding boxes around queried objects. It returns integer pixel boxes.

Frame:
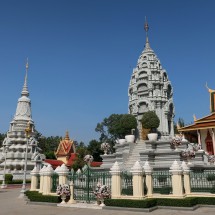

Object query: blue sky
[0,0,215,144]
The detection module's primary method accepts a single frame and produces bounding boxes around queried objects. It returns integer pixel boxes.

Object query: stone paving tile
[0,188,215,215]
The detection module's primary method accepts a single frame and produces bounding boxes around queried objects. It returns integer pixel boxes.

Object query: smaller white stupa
[0,60,45,179]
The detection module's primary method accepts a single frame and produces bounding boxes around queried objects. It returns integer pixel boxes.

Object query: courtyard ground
[1,187,215,215]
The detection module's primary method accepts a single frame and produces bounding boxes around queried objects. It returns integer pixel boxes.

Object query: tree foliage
[95,114,137,140]
[0,133,6,147]
[141,111,160,131]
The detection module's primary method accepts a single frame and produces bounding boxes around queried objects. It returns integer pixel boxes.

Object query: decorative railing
[121,171,133,196]
[51,173,59,192]
[152,170,172,194]
[190,169,215,193]
[67,167,111,202]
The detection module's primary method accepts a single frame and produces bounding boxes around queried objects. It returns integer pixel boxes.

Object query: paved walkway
[1,188,215,215]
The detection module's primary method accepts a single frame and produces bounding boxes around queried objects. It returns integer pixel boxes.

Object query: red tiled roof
[66,153,78,166]
[90,162,102,167]
[44,159,64,169]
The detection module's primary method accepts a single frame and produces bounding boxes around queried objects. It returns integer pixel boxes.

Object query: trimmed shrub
[0,179,31,184]
[141,111,160,132]
[156,197,198,207]
[5,174,13,183]
[25,191,61,203]
[104,199,157,208]
[196,197,215,205]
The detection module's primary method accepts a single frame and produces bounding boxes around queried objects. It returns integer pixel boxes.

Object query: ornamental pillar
[68,181,76,204]
[110,161,121,199]
[169,160,184,197]
[39,166,46,193]
[58,164,69,185]
[43,165,54,195]
[130,161,144,199]
[143,161,153,197]
[181,161,191,195]
[30,166,39,191]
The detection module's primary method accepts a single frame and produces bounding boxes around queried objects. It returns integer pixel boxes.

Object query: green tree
[0,133,6,147]
[174,117,185,134]
[95,114,137,140]
[87,139,103,162]
[141,111,160,132]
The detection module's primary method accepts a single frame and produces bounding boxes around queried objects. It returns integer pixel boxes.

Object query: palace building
[178,86,215,155]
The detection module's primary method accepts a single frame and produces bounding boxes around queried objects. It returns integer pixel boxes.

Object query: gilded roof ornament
[193,114,197,122]
[206,82,215,93]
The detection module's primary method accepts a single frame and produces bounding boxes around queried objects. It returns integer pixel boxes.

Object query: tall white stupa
[0,60,45,179]
[128,19,175,139]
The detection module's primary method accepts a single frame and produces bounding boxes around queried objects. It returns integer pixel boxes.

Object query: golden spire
[65,130,70,140]
[206,82,215,93]
[176,122,181,129]
[193,114,197,122]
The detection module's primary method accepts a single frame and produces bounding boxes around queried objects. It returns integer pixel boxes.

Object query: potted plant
[94,183,111,206]
[141,111,160,141]
[56,184,71,204]
[101,142,110,155]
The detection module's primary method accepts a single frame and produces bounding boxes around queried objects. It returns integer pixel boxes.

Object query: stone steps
[124,141,146,170]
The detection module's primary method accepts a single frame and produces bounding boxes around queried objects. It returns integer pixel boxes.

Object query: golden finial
[25,121,32,138]
[65,130,70,140]
[176,122,181,129]
[206,82,215,93]
[193,114,197,122]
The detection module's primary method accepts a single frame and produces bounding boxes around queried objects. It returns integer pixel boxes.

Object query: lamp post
[1,145,8,189]
[19,121,32,198]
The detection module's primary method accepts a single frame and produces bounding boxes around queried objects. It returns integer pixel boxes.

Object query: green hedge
[0,179,31,184]
[156,197,198,207]
[196,197,215,205]
[25,191,61,203]
[105,197,215,209]
[5,174,13,182]
[104,199,157,208]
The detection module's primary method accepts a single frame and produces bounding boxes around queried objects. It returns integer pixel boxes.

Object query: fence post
[43,165,54,195]
[143,161,153,197]
[30,166,39,191]
[110,161,121,199]
[58,164,69,185]
[131,161,144,199]
[169,160,184,197]
[181,161,191,195]
[68,181,76,204]
[39,166,46,193]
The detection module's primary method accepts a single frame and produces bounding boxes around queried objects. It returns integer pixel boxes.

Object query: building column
[169,160,184,197]
[130,161,144,199]
[43,165,54,195]
[211,129,215,155]
[170,119,174,137]
[143,161,153,197]
[181,161,191,195]
[30,166,39,191]
[68,181,76,204]
[197,130,202,150]
[39,166,46,193]
[164,111,169,135]
[110,161,121,199]
[57,164,69,185]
